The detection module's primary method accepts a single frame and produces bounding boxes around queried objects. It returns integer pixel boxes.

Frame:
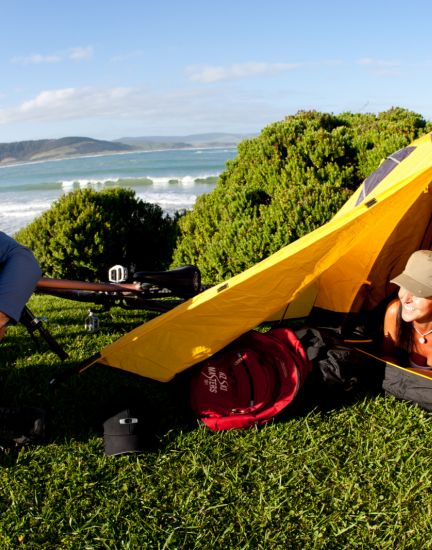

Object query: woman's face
[398,286,432,324]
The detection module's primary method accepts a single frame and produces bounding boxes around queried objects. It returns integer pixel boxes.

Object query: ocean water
[0,147,238,235]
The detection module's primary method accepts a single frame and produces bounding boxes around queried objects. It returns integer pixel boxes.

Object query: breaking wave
[0,147,236,235]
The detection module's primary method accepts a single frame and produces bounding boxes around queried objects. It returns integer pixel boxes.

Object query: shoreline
[0,144,238,169]
[0,146,237,235]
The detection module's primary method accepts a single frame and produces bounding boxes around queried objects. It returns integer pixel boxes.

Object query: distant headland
[0,133,252,166]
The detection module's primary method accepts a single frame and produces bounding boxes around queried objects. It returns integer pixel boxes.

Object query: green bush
[341,107,431,180]
[172,108,431,284]
[15,188,178,280]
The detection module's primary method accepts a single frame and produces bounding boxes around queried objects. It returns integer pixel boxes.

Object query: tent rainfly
[83,132,432,382]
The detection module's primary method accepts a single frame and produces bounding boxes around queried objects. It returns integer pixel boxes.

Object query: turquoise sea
[0,147,238,235]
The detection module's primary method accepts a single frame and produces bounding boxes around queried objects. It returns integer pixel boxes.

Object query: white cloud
[186,62,299,83]
[67,46,93,61]
[356,57,401,76]
[10,53,62,65]
[357,57,399,67]
[10,46,93,65]
[110,50,145,62]
[320,59,344,67]
[0,87,135,124]
[0,85,278,135]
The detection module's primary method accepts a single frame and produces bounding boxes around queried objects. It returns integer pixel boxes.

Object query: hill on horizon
[0,136,134,166]
[114,132,253,149]
[0,132,251,166]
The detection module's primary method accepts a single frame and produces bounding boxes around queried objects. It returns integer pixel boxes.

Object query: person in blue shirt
[0,231,41,340]
[0,232,45,446]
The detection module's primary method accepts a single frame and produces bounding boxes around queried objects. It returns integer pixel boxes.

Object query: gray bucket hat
[391,250,432,297]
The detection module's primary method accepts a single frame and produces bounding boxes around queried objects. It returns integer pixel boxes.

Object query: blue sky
[1,0,431,142]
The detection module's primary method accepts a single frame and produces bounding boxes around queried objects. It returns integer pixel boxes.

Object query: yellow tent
[85,132,432,382]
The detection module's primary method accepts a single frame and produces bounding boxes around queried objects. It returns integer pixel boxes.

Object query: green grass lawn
[1,295,431,549]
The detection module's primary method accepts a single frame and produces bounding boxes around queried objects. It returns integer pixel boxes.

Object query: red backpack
[190,327,311,431]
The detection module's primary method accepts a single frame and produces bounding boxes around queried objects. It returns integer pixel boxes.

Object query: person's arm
[0,311,10,339]
[382,298,400,359]
[0,232,41,329]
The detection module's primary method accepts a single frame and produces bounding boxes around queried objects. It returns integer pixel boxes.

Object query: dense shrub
[341,107,431,180]
[15,188,178,280]
[173,108,431,283]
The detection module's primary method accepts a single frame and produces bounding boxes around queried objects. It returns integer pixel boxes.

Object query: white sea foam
[136,191,197,205]
[57,174,216,190]
[0,199,54,234]
[181,176,198,187]
[0,187,203,235]
[0,147,236,235]
[61,179,116,190]
[135,191,197,215]
[149,175,202,187]
[148,177,176,187]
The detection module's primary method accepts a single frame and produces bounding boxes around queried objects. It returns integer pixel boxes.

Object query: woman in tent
[383,250,432,370]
